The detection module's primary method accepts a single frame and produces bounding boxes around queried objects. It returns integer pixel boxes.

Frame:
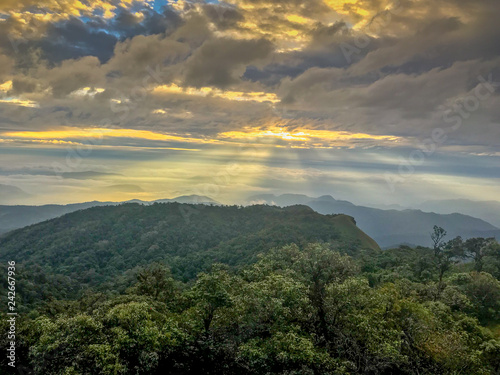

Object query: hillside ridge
[0,203,379,306]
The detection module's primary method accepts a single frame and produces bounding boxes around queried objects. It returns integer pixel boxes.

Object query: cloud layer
[0,0,499,205]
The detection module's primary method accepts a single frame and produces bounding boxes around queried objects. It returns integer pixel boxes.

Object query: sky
[0,0,499,206]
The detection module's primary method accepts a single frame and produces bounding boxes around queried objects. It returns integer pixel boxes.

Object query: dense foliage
[0,206,499,374]
[0,239,498,374]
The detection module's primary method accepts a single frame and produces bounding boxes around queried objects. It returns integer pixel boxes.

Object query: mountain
[247,193,325,206]
[248,194,500,248]
[0,195,218,235]
[0,201,105,235]
[419,199,500,228]
[0,184,32,204]
[152,195,219,204]
[0,203,379,306]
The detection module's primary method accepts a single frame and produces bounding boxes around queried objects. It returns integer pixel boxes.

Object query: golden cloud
[218,126,402,147]
[0,98,39,107]
[3,127,212,143]
[208,0,337,50]
[0,0,131,17]
[0,80,13,92]
[2,124,403,150]
[153,83,280,103]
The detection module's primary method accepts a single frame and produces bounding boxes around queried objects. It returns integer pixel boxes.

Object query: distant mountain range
[1,193,499,249]
[418,199,500,229]
[247,194,500,248]
[0,184,32,204]
[0,195,218,235]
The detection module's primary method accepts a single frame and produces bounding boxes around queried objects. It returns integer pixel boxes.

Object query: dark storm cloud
[108,6,183,39]
[243,2,500,86]
[244,25,379,85]
[0,3,183,67]
[0,16,118,65]
[41,17,118,63]
[353,11,500,76]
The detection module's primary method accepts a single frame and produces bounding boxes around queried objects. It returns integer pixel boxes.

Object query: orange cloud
[3,127,212,143]
[218,126,402,148]
[0,98,39,107]
[0,0,130,18]
[153,83,280,103]
[2,125,403,150]
[220,126,400,141]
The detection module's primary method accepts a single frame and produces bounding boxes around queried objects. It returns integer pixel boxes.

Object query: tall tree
[431,226,455,297]
[191,264,234,332]
[464,237,496,272]
[295,244,357,343]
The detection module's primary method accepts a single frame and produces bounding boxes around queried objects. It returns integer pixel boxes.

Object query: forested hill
[0,203,379,305]
[0,195,218,235]
[1,205,500,375]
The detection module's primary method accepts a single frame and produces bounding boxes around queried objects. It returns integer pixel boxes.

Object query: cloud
[38,17,118,63]
[0,3,184,68]
[0,0,134,18]
[40,56,104,97]
[221,0,336,50]
[104,33,189,82]
[277,58,500,144]
[0,54,14,81]
[103,183,144,193]
[2,127,214,143]
[183,37,274,88]
[0,0,500,205]
[201,3,244,31]
[109,6,183,38]
[60,171,121,179]
[218,126,402,148]
[152,83,279,103]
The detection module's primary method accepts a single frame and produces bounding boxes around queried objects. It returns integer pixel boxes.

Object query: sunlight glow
[69,87,106,97]
[286,14,311,25]
[0,80,13,92]
[0,98,39,108]
[3,125,403,150]
[219,127,402,146]
[153,84,280,103]
[3,128,214,144]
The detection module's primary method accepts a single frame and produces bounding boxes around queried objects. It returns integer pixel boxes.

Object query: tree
[242,243,357,344]
[464,237,496,272]
[431,226,447,256]
[431,225,447,256]
[299,245,356,339]
[483,240,500,279]
[191,264,234,332]
[463,272,500,322]
[431,226,458,297]
[135,263,178,303]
